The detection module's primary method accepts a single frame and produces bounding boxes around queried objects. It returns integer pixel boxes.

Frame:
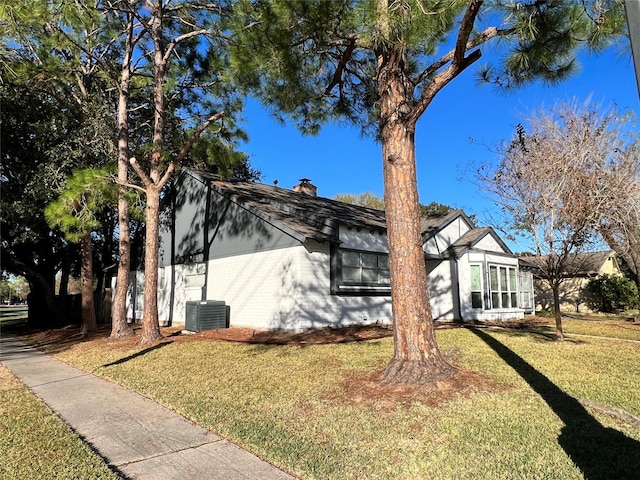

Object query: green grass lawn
[0,364,121,480]
[558,314,640,341]
[30,317,639,480]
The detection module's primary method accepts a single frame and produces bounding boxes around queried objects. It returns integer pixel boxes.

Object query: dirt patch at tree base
[325,366,508,409]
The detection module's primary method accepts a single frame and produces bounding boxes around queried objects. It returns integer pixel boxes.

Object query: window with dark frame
[331,248,390,295]
[342,250,390,285]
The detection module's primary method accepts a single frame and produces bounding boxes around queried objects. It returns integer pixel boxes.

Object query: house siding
[473,234,504,252]
[159,172,299,268]
[190,241,392,331]
[126,170,528,330]
[338,225,388,252]
[426,259,457,320]
[157,264,204,326]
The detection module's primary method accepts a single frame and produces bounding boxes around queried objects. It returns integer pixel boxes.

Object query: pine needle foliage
[230,0,628,135]
[45,167,117,243]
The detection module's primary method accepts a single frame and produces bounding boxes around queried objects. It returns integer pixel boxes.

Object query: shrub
[586,274,639,312]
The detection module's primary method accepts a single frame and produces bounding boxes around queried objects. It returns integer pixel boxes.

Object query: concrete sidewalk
[0,336,295,480]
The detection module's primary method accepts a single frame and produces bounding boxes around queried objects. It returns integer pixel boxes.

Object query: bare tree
[578,106,640,320]
[477,100,618,340]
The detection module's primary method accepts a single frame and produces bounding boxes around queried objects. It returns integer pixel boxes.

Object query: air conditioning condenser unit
[185,300,228,332]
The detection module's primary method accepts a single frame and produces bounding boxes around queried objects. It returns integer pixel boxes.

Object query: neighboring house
[124,168,530,330]
[519,251,622,313]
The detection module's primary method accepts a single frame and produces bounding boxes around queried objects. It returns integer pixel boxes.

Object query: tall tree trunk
[109,77,133,340]
[131,1,220,342]
[377,48,454,386]
[111,9,135,340]
[634,276,640,323]
[139,184,163,344]
[135,1,167,345]
[80,234,97,334]
[111,172,135,338]
[552,283,565,341]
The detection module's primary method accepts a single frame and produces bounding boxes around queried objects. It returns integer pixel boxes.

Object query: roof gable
[448,227,513,258]
[420,209,474,242]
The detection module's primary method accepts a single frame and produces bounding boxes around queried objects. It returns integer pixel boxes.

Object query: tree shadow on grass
[101,341,173,367]
[469,327,640,480]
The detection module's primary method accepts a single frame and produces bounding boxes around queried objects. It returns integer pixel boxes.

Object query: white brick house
[125,168,530,330]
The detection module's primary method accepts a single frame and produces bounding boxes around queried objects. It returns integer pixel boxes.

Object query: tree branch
[413,25,502,86]
[409,1,494,123]
[453,0,483,67]
[157,111,225,188]
[410,48,481,123]
[129,157,152,188]
[163,29,210,64]
[114,177,147,194]
[324,34,357,96]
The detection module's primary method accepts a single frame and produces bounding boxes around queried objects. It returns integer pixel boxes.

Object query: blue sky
[238,43,639,248]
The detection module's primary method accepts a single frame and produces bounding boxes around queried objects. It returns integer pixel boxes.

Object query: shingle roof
[189,169,387,243]
[519,251,615,277]
[448,227,493,257]
[186,169,506,257]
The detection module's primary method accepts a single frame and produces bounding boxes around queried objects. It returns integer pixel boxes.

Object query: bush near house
[586,274,639,313]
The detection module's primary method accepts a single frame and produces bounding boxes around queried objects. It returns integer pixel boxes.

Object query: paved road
[0,306,28,318]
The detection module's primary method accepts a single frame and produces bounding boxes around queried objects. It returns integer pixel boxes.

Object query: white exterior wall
[338,225,388,252]
[157,265,204,326]
[169,241,393,331]
[132,216,527,328]
[426,260,456,320]
[474,235,504,252]
[124,272,144,321]
[110,271,144,322]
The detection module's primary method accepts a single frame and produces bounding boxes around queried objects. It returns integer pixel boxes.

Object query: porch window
[509,268,518,308]
[470,264,483,308]
[331,247,390,295]
[489,265,518,309]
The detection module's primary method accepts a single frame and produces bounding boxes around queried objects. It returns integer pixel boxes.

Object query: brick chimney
[293,178,317,196]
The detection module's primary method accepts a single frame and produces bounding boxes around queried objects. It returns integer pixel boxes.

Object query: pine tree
[45,168,117,334]
[229,0,627,385]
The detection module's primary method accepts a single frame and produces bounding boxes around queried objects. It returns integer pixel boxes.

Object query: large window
[489,265,518,309]
[332,248,390,295]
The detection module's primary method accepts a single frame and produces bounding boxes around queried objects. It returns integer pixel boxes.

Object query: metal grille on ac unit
[185,300,227,332]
